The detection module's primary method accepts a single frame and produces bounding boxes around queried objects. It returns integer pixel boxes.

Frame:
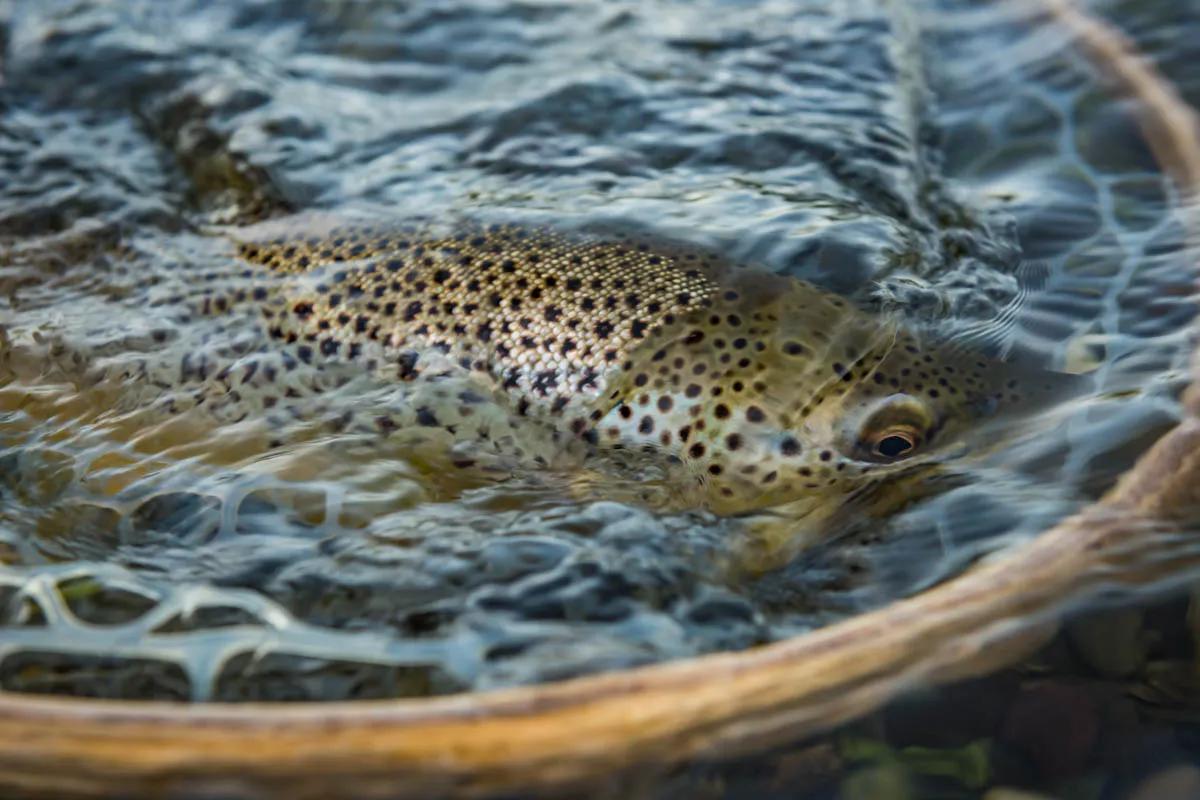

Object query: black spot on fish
[397,351,420,380]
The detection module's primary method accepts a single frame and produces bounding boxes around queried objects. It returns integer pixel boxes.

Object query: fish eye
[870,426,920,459]
[850,394,933,462]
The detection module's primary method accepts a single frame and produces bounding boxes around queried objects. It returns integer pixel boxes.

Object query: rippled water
[0,0,1197,736]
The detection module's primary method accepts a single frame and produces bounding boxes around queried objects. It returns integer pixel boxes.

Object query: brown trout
[190,217,1075,557]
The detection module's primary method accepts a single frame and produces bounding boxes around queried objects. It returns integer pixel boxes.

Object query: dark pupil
[877,435,913,458]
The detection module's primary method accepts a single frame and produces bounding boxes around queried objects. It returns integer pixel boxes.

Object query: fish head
[597,277,1081,561]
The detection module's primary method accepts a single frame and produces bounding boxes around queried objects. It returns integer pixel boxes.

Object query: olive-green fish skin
[226,218,1065,542]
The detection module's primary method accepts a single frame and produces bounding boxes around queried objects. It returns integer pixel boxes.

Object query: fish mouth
[842,454,978,528]
[731,465,962,570]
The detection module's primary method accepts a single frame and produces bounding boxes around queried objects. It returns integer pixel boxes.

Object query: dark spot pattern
[231,221,1027,521]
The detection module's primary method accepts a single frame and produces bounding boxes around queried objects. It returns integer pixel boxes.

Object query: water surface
[0,0,1196,733]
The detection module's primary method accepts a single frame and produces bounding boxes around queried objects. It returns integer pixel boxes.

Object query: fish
[208,216,1077,560]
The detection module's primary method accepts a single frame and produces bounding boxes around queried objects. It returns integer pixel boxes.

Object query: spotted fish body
[223,218,1065,547]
